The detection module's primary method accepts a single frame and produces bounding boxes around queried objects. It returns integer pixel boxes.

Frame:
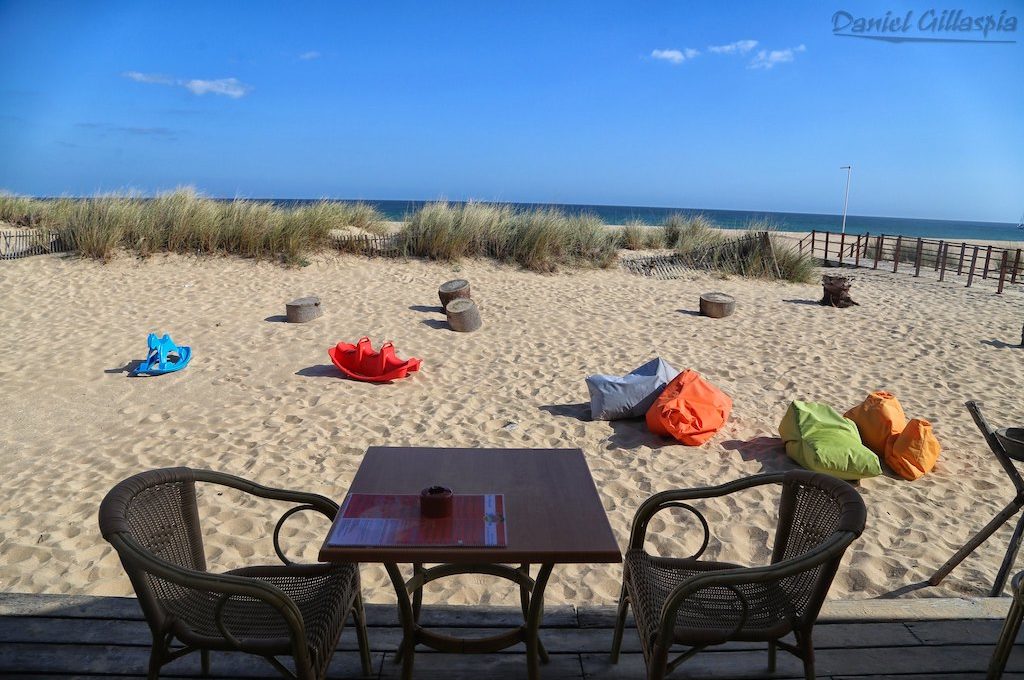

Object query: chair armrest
[191,469,340,565]
[653,530,856,649]
[627,473,786,552]
[109,533,311,656]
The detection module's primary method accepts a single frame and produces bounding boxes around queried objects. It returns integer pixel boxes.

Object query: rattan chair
[98,467,372,680]
[610,470,866,680]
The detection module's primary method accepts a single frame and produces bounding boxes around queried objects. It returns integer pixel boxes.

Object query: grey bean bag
[586,358,680,421]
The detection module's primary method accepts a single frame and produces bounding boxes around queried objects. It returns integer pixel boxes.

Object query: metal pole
[840,165,852,235]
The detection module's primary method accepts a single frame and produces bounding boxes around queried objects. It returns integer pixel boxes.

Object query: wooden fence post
[966,246,980,287]
[873,235,883,269]
[913,238,924,277]
[863,231,871,258]
[854,234,862,267]
[838,232,846,264]
[893,236,903,273]
[810,230,816,258]
[997,250,1009,294]
[957,243,966,275]
[934,241,944,271]
[982,245,993,279]
[939,242,948,281]
[1013,249,1022,284]
[824,231,831,264]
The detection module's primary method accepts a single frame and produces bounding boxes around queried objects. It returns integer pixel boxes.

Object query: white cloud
[122,71,174,85]
[651,48,700,64]
[182,78,251,98]
[708,40,759,54]
[298,50,321,60]
[749,44,806,69]
[122,71,253,98]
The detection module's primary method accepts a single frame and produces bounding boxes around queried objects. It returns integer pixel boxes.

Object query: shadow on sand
[264,314,289,323]
[410,304,445,314]
[105,360,144,375]
[295,364,341,378]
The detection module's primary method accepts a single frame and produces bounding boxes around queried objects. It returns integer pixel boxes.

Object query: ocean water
[271,199,1022,243]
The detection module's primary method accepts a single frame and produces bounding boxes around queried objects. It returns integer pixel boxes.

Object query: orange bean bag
[844,391,907,455]
[646,369,732,445]
[885,418,941,481]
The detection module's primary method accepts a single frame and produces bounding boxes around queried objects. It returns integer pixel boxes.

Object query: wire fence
[797,230,1024,294]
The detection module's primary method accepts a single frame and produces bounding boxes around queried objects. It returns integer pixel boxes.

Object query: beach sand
[1,250,1022,607]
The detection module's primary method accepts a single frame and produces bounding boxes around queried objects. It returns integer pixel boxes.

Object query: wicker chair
[610,470,866,680]
[98,467,372,680]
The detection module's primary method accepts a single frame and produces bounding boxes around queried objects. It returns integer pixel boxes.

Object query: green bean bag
[779,400,881,480]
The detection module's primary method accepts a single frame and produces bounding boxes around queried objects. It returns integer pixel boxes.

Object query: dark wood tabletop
[319,447,622,565]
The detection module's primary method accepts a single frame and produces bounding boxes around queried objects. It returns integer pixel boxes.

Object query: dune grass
[0,188,385,263]
[619,220,667,250]
[399,202,618,272]
[670,216,816,283]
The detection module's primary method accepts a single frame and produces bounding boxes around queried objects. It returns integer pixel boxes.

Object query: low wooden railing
[796,230,1023,294]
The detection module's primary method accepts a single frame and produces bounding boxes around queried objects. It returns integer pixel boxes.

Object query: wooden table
[319,447,622,680]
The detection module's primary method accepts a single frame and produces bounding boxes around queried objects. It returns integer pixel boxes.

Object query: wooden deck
[1,593,1022,679]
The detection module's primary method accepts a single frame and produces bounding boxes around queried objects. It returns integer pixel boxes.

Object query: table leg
[525,564,554,680]
[929,498,1023,586]
[519,564,550,664]
[993,514,1024,596]
[384,562,417,680]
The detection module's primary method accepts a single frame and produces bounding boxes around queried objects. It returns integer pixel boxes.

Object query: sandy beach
[1,249,1022,607]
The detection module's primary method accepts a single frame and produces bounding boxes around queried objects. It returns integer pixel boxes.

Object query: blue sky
[0,1,1021,222]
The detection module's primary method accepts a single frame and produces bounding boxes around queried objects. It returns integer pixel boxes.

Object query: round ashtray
[996,428,1024,462]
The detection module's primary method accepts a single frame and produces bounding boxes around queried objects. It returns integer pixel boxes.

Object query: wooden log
[699,292,736,318]
[438,279,471,308]
[285,296,321,323]
[820,275,859,308]
[445,298,482,332]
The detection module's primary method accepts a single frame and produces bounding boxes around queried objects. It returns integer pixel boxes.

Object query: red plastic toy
[328,337,422,383]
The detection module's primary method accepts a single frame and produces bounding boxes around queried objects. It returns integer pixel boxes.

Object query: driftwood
[439,279,471,309]
[699,292,736,318]
[285,296,322,323]
[446,298,482,332]
[820,275,858,308]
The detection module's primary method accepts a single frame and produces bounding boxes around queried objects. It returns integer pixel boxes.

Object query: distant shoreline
[15,196,1021,242]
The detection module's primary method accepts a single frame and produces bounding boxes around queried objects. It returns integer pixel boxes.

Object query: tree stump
[699,292,736,318]
[820,275,859,308]
[439,279,471,309]
[285,296,322,323]
[446,298,482,332]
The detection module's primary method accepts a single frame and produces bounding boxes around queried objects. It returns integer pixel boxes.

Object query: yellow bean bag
[844,391,907,456]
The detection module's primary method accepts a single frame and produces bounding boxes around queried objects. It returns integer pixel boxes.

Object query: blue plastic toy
[133,333,192,376]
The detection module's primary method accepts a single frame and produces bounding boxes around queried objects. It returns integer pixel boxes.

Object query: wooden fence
[797,230,1024,294]
[0,231,69,260]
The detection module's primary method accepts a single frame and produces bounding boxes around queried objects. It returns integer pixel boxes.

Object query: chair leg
[353,593,373,678]
[796,630,815,680]
[648,642,669,680]
[200,649,210,676]
[768,640,777,673]
[610,583,630,664]
[147,633,167,680]
[989,589,1024,680]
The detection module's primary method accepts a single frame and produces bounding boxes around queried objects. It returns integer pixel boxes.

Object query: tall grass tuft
[0,189,386,264]
[671,217,816,283]
[398,202,617,272]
